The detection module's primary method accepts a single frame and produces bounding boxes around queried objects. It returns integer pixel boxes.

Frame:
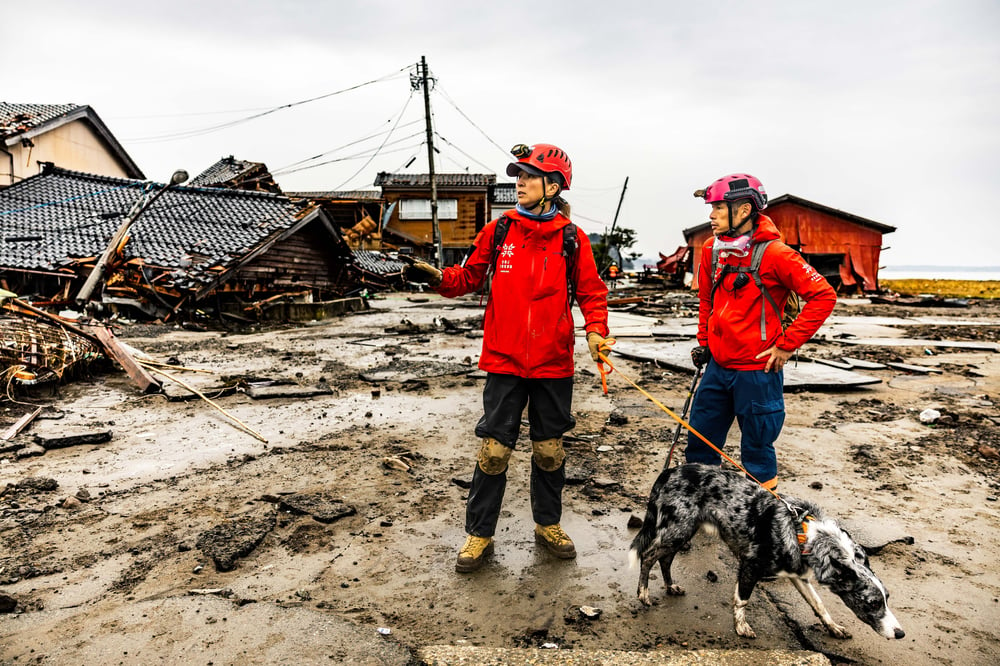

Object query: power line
[434,83,509,158]
[271,119,424,175]
[432,131,495,173]
[332,89,419,190]
[275,133,425,176]
[125,65,411,143]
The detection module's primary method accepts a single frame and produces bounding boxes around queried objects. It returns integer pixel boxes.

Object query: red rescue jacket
[696,215,836,370]
[436,209,609,378]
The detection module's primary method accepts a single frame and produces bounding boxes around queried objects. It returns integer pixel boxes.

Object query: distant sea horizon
[631,258,1000,282]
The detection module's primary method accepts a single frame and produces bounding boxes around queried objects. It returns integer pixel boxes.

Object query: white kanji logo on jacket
[499,242,515,273]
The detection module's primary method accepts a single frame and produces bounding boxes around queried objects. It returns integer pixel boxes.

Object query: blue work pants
[684,358,785,488]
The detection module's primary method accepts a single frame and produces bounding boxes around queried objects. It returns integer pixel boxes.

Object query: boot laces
[460,536,491,557]
[539,524,570,545]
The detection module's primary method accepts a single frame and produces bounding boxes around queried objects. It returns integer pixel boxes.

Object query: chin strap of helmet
[721,202,759,238]
[524,176,559,214]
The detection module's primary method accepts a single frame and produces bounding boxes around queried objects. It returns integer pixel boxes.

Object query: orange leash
[597,352,782,501]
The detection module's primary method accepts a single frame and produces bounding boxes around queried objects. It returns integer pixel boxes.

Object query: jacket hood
[751,214,781,242]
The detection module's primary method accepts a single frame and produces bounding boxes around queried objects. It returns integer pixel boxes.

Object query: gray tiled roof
[0,102,81,137]
[374,172,496,188]
[353,250,405,275]
[492,182,516,205]
[288,190,383,201]
[0,166,314,289]
[189,155,263,187]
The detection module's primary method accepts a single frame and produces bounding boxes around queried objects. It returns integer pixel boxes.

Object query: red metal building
[683,194,895,292]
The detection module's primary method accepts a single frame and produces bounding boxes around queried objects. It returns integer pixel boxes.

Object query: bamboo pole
[140,363,267,443]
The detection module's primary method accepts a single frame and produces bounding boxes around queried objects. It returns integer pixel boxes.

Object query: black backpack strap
[486,217,580,304]
[706,239,783,341]
[485,215,512,288]
[748,240,783,340]
[563,222,580,304]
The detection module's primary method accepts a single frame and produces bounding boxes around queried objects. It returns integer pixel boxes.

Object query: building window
[399,198,457,220]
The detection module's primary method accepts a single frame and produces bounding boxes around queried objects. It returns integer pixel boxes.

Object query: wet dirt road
[2,294,999,664]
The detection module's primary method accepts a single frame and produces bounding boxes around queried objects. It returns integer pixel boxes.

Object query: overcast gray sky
[6,0,998,267]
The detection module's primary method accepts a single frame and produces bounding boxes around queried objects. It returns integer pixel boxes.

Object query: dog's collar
[797,515,816,556]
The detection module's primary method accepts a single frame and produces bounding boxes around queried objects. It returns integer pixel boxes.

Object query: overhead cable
[125,65,411,143]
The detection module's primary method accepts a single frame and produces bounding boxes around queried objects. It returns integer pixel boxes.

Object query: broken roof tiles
[0,165,314,285]
[0,102,82,137]
[189,156,265,188]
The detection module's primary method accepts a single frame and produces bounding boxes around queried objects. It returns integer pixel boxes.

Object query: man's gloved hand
[587,331,615,362]
[690,345,711,368]
[403,260,443,287]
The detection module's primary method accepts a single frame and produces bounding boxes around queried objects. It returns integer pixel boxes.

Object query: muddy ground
[1,293,999,665]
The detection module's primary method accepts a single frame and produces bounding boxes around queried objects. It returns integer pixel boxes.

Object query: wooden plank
[245,383,334,400]
[91,327,161,393]
[35,429,113,449]
[1,407,43,441]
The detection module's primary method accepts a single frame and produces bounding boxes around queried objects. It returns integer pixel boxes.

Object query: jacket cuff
[585,324,609,337]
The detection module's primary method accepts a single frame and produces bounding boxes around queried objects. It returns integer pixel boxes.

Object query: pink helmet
[699,173,767,210]
[506,143,572,190]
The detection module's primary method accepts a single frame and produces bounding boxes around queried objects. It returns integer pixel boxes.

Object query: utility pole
[601,176,629,275]
[419,55,443,268]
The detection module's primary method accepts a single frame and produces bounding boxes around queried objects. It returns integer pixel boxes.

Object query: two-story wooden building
[374,172,496,266]
[1,103,144,186]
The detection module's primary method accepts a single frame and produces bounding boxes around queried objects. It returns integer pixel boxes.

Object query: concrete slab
[841,357,888,370]
[611,340,881,390]
[885,362,943,374]
[841,338,999,352]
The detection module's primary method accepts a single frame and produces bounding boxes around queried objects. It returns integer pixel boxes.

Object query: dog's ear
[810,534,862,589]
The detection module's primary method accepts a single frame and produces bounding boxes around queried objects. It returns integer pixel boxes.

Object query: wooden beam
[91,327,161,393]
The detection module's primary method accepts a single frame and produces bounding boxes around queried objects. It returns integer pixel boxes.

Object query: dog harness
[797,514,816,555]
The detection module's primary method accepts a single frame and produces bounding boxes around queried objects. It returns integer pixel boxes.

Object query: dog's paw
[735,620,757,639]
[665,584,685,596]
[637,588,652,606]
[825,622,852,640]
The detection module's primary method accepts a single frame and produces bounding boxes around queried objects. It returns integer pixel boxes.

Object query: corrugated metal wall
[688,202,886,292]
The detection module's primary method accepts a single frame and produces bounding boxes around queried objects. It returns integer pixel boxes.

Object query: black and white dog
[628,463,905,640]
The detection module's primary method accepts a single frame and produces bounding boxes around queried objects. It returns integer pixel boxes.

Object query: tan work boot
[534,523,577,559]
[455,535,494,573]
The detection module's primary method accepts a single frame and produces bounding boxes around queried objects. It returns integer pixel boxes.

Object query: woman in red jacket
[686,173,836,490]
[404,143,612,572]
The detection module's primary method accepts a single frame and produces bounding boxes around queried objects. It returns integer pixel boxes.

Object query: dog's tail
[628,471,674,568]
[628,515,656,569]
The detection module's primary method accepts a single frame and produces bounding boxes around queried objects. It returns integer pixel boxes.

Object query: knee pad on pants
[477,437,513,475]
[532,437,565,472]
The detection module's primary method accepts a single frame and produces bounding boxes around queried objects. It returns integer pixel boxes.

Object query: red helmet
[505,143,572,190]
[698,173,767,210]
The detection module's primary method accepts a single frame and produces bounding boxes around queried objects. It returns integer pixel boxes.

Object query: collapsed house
[0,163,368,321]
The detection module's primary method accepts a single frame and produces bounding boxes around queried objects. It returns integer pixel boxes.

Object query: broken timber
[91,327,161,393]
[1,407,43,441]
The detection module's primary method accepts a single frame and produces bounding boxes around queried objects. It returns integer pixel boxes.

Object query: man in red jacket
[686,173,836,490]
[404,143,612,572]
